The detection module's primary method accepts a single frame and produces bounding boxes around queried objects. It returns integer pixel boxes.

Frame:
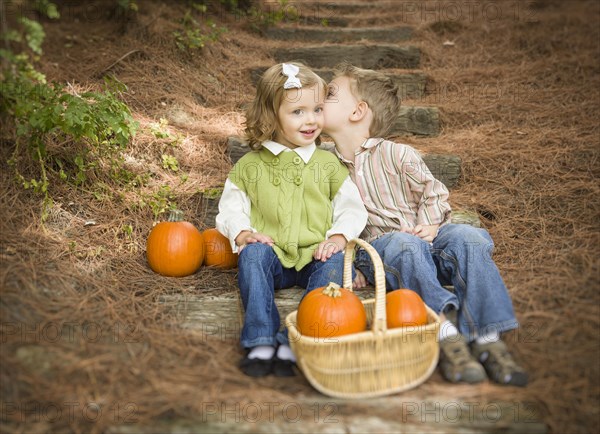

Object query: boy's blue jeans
[237,243,345,349]
[354,224,519,342]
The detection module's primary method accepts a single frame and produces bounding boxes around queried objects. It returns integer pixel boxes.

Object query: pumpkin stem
[322,282,342,298]
[167,209,184,222]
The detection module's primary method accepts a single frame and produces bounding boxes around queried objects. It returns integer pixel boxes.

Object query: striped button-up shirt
[335,138,452,241]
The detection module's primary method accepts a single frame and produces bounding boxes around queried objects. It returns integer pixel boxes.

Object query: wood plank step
[249,67,427,100]
[264,26,413,42]
[292,15,349,27]
[297,1,382,15]
[107,395,547,434]
[274,44,420,69]
[395,106,440,136]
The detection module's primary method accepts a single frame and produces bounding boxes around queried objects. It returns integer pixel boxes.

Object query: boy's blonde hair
[244,62,327,150]
[332,62,401,138]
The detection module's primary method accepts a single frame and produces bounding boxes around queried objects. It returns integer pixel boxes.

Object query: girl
[216,62,367,377]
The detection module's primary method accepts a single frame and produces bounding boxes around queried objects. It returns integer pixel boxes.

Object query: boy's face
[323,76,360,134]
[274,84,324,149]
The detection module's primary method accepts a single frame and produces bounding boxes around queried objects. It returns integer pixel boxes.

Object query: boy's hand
[235,230,274,249]
[314,234,347,262]
[353,269,368,289]
[410,224,440,242]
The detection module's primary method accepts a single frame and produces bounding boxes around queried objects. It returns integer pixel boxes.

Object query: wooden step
[249,67,427,100]
[293,15,349,27]
[107,394,547,434]
[274,44,420,69]
[395,106,440,136]
[264,26,413,42]
[297,1,382,15]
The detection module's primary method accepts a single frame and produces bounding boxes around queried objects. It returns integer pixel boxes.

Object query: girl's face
[274,84,324,149]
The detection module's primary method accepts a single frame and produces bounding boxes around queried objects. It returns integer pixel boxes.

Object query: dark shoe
[439,334,487,384]
[239,355,273,377]
[471,340,528,387]
[272,357,296,377]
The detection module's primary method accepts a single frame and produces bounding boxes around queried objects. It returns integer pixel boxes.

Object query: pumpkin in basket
[202,228,238,269]
[146,209,205,277]
[296,282,367,338]
[386,289,428,328]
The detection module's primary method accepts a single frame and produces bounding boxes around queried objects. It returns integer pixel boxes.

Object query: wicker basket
[285,238,440,399]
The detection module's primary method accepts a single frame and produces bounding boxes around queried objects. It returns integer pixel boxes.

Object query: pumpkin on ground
[146,209,204,277]
[202,228,238,269]
[296,282,367,338]
[386,289,428,328]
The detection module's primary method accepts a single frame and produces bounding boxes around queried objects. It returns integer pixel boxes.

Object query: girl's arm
[314,178,368,261]
[215,179,256,252]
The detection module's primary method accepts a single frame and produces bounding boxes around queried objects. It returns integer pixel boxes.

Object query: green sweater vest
[229,148,349,270]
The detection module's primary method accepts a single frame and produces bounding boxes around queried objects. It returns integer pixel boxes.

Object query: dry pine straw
[1,0,599,433]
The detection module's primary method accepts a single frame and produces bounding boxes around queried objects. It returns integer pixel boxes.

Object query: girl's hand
[235,231,274,249]
[314,234,346,262]
[353,269,368,289]
[411,224,440,243]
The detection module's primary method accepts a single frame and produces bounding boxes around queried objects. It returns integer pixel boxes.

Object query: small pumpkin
[386,289,428,328]
[202,228,238,269]
[296,282,367,338]
[146,209,204,277]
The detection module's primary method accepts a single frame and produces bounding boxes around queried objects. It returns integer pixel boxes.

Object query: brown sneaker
[471,340,528,387]
[439,334,487,383]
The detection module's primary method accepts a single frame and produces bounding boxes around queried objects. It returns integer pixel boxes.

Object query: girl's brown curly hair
[244,62,327,150]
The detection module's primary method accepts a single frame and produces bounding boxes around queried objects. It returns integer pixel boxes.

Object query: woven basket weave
[285,238,440,398]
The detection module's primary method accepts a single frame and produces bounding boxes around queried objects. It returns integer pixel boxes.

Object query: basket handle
[343,238,387,335]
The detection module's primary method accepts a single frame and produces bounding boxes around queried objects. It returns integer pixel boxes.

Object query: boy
[322,63,527,386]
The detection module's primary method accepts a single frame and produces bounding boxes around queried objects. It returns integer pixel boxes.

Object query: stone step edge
[105,397,548,434]
[249,67,428,100]
[274,44,421,70]
[263,26,414,42]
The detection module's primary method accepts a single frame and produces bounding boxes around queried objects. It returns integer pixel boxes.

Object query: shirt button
[294,176,303,186]
[293,156,302,165]
[272,157,279,165]
[273,177,281,186]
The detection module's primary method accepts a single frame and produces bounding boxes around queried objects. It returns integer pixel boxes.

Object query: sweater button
[294,176,303,185]
[272,157,280,165]
[293,156,302,165]
[273,177,281,186]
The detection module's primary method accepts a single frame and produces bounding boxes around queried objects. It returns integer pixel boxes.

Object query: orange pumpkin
[386,289,428,328]
[202,228,238,269]
[296,282,367,338]
[146,209,205,277]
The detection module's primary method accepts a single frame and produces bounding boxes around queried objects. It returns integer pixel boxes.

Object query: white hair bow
[282,63,302,89]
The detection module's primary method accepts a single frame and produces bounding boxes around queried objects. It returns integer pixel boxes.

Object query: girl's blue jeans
[237,242,345,349]
[354,224,519,342]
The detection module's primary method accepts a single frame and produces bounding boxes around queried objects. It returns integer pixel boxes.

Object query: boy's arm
[215,179,257,252]
[314,178,368,261]
[401,147,452,230]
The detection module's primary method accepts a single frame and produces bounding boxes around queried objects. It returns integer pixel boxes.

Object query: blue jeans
[354,224,518,342]
[237,242,345,349]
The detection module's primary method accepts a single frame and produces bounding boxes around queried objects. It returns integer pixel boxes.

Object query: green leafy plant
[173,8,227,51]
[1,3,139,217]
[117,0,138,13]
[141,185,177,220]
[161,154,179,172]
[245,0,297,31]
